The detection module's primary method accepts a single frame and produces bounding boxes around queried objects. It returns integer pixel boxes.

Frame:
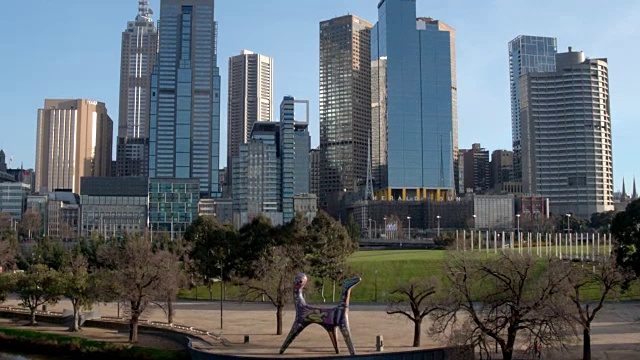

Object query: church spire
[622,178,628,200]
[633,177,638,200]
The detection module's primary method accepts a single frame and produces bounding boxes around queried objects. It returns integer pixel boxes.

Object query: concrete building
[36,99,113,194]
[490,150,514,192]
[47,191,80,240]
[115,1,158,177]
[149,0,221,198]
[319,15,372,215]
[0,182,30,221]
[26,195,48,237]
[519,48,614,217]
[80,177,148,238]
[509,35,557,181]
[227,50,273,161]
[461,143,490,194]
[372,3,457,202]
[198,198,232,224]
[148,178,200,240]
[231,97,310,227]
[309,148,320,196]
[293,193,318,223]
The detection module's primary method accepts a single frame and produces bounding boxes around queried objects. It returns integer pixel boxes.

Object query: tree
[306,211,357,302]
[99,235,180,343]
[0,237,18,272]
[612,199,640,280]
[346,213,361,242]
[238,245,307,335]
[0,274,15,303]
[589,211,615,233]
[0,212,12,234]
[60,253,101,332]
[19,211,42,239]
[30,238,67,270]
[386,277,440,347]
[564,259,628,360]
[184,216,238,299]
[15,264,62,325]
[434,252,574,360]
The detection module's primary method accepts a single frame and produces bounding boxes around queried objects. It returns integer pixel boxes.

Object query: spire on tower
[622,178,628,200]
[633,177,638,200]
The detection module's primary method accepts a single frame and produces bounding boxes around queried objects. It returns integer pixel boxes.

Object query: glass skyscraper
[508,35,557,181]
[371,0,457,202]
[149,0,221,198]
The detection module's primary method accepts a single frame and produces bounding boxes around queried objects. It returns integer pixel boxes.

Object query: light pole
[436,215,441,237]
[565,213,571,233]
[516,214,520,238]
[383,216,387,239]
[472,214,476,230]
[407,216,411,240]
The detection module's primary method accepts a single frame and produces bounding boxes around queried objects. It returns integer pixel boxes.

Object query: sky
[1,0,638,191]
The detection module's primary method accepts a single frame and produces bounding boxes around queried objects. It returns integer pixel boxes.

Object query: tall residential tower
[227,50,274,160]
[149,0,222,198]
[509,35,557,181]
[115,1,158,177]
[371,0,457,202]
[519,48,613,217]
[319,15,372,215]
[35,99,113,194]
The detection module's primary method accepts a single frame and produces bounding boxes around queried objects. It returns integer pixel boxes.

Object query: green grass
[178,249,640,303]
[0,327,189,360]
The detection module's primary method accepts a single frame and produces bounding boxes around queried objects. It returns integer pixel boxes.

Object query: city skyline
[1,0,639,190]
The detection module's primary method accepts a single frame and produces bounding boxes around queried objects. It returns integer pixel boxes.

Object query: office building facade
[47,191,80,240]
[509,35,557,181]
[372,1,457,202]
[319,15,372,214]
[149,0,221,198]
[227,50,274,160]
[0,182,30,221]
[461,144,490,194]
[148,178,200,239]
[115,1,158,177]
[309,148,320,196]
[36,99,113,194]
[80,177,148,238]
[519,48,613,217]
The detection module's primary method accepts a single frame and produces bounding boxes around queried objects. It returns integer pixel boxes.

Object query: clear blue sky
[1,0,638,191]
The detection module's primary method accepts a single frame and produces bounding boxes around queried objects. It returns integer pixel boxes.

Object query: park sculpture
[279,273,362,355]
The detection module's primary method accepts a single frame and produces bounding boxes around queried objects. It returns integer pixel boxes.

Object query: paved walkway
[3,298,640,359]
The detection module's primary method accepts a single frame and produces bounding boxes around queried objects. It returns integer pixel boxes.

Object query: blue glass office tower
[371,0,457,202]
[508,35,557,181]
[149,0,221,198]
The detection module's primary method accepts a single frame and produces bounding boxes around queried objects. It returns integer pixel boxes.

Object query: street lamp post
[383,217,387,239]
[565,213,571,233]
[436,215,441,237]
[516,213,520,237]
[516,214,521,252]
[407,216,411,240]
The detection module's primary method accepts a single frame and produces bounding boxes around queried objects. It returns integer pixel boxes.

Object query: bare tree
[434,252,574,360]
[565,258,628,360]
[100,235,180,342]
[0,238,18,272]
[15,264,62,325]
[238,245,307,335]
[19,211,42,239]
[386,277,440,347]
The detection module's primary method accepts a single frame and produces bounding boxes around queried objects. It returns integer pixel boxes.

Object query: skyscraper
[519,48,613,217]
[115,1,158,177]
[35,99,113,194]
[371,1,457,202]
[227,50,274,160]
[319,15,372,215]
[149,0,221,198]
[509,35,557,181]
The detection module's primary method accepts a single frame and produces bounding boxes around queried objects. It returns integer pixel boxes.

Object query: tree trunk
[29,307,37,325]
[276,305,283,335]
[413,319,422,347]
[321,281,326,303]
[167,297,174,324]
[583,326,591,360]
[129,314,140,343]
[502,333,516,360]
[71,302,80,332]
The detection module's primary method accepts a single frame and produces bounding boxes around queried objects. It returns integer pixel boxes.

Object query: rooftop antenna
[137,0,153,21]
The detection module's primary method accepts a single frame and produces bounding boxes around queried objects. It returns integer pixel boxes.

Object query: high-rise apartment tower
[519,48,613,217]
[319,15,372,215]
[35,99,113,194]
[509,35,557,181]
[149,0,222,198]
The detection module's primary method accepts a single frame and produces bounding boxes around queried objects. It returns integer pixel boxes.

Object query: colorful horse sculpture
[279,273,361,355]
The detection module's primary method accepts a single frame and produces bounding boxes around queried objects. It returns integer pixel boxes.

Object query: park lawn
[178,249,640,303]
